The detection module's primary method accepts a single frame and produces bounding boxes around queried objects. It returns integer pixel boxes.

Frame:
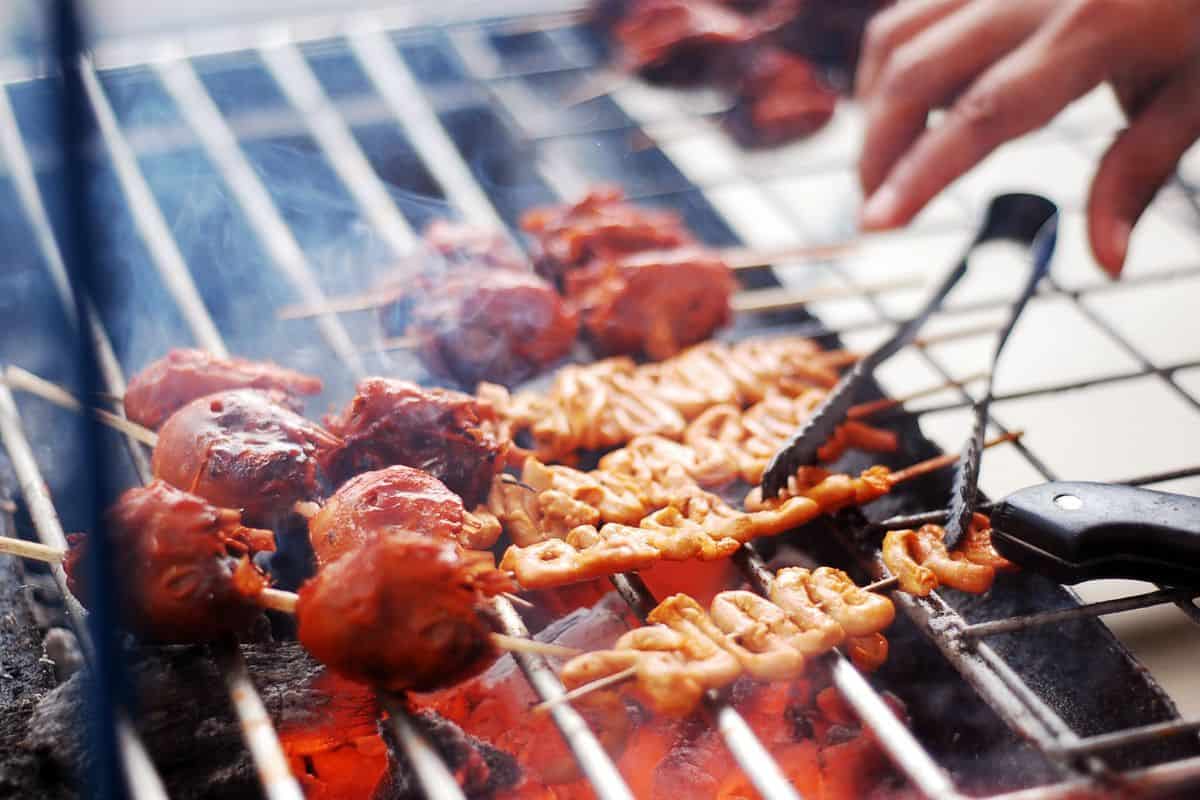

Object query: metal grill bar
[153,50,366,378]
[264,26,635,798]
[0,383,169,800]
[378,694,469,800]
[1,75,310,800]
[608,572,802,800]
[258,37,418,256]
[961,588,1200,639]
[78,59,227,356]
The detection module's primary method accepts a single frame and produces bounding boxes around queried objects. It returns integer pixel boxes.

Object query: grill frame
[0,2,1199,798]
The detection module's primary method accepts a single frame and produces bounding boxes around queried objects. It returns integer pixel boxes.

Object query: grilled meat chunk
[613,0,759,85]
[124,348,322,430]
[309,465,499,567]
[324,378,508,507]
[152,389,339,527]
[521,186,693,286]
[296,533,511,692]
[564,246,736,359]
[400,268,578,389]
[64,481,274,643]
[725,48,837,147]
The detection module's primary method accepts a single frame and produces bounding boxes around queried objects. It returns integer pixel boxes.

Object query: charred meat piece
[324,378,508,507]
[309,465,499,567]
[152,389,340,527]
[296,533,512,692]
[725,48,837,147]
[613,0,759,85]
[565,246,736,359]
[65,481,274,643]
[395,268,578,389]
[124,348,322,430]
[521,186,694,287]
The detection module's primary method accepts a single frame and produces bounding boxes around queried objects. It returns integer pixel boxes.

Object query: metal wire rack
[0,2,1199,798]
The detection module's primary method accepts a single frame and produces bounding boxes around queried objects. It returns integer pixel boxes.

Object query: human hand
[855,0,1200,276]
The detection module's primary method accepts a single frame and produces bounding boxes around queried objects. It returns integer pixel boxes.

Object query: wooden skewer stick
[277,288,401,321]
[722,241,856,270]
[888,431,1022,486]
[0,535,66,563]
[847,371,990,420]
[731,274,924,314]
[4,366,158,447]
[0,538,580,658]
[366,336,419,354]
[532,665,639,714]
[863,575,900,594]
[912,321,1004,349]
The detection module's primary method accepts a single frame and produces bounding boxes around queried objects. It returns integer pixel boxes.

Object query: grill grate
[1,2,1200,798]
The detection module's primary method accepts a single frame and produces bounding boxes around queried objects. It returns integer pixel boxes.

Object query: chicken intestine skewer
[881,513,1016,596]
[556,567,896,716]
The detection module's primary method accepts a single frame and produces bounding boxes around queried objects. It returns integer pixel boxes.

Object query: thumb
[1088,60,1200,278]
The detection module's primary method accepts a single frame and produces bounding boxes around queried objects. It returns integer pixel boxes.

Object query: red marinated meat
[725,48,837,147]
[64,481,274,643]
[296,533,511,691]
[565,246,736,359]
[521,186,694,286]
[152,389,340,527]
[614,0,759,85]
[308,466,466,568]
[124,348,322,430]
[324,378,508,507]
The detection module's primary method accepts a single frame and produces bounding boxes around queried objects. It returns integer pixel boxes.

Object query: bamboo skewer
[532,665,638,714]
[3,366,158,447]
[847,371,990,420]
[730,274,923,314]
[886,431,1021,486]
[0,536,579,659]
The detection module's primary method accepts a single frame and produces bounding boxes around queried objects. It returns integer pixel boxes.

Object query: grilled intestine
[560,571,896,715]
[64,481,275,643]
[480,334,862,463]
[123,348,323,430]
[881,513,1015,596]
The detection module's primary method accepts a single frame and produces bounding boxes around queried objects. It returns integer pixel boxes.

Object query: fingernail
[861,185,900,230]
[1103,220,1132,280]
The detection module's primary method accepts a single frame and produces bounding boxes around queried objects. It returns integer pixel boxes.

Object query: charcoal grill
[2,2,1200,798]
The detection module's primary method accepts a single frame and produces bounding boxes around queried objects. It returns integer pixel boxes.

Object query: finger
[861,4,1120,231]
[859,0,1052,195]
[1087,59,1200,277]
[856,0,966,99]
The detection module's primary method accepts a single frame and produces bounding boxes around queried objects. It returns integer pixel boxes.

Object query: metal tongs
[760,193,1060,507]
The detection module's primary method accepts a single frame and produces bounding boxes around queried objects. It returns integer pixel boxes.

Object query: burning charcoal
[373,709,519,799]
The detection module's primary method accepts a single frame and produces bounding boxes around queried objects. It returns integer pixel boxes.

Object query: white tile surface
[654,131,742,187]
[914,408,1044,498]
[921,295,1141,395]
[704,183,804,248]
[949,139,1095,213]
[991,377,1200,483]
[835,228,975,318]
[1083,275,1200,368]
[1050,210,1200,290]
[1175,367,1200,405]
[736,103,865,179]
[1048,86,1126,136]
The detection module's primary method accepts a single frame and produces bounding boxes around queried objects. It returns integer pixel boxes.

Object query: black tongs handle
[991,482,1200,587]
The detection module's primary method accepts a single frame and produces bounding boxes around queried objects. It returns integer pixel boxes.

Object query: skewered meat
[152,389,340,527]
[296,533,512,692]
[521,186,693,286]
[724,48,838,148]
[500,466,890,588]
[324,378,508,507]
[560,578,894,715]
[482,336,849,463]
[882,515,1009,596]
[613,0,760,86]
[64,481,274,643]
[564,246,737,359]
[400,268,579,389]
[309,466,501,567]
[377,221,577,388]
[124,348,322,429]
